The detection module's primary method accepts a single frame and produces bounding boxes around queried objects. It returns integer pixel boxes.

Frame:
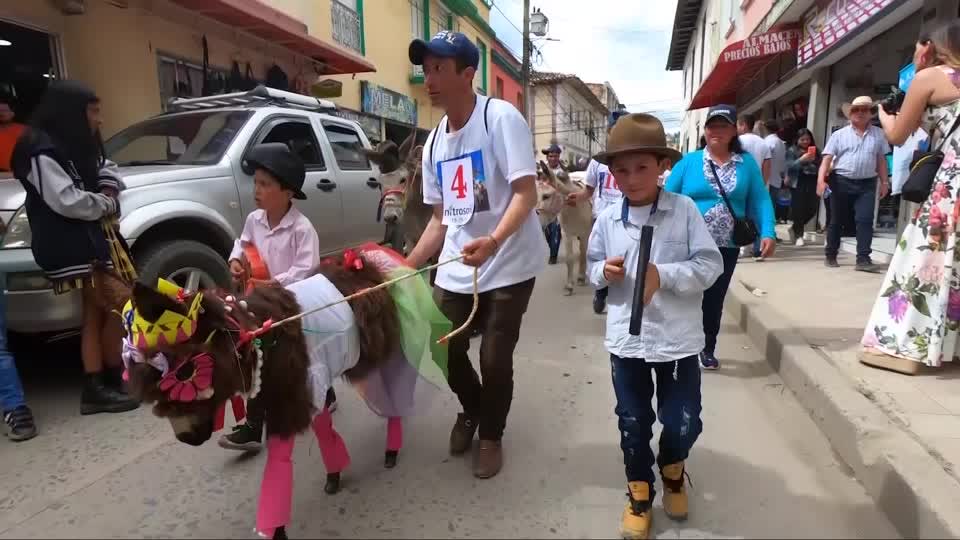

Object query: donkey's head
[122,279,310,445]
[364,134,424,224]
[536,162,565,228]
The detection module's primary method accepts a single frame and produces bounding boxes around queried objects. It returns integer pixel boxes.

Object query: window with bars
[410,0,424,39]
[332,0,363,54]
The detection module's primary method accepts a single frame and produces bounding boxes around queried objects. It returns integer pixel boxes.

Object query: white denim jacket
[587,190,723,362]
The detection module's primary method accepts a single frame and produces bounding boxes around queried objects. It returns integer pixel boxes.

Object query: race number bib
[599,171,621,199]
[438,150,487,226]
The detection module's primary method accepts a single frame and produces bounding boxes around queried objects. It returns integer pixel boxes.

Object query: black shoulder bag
[708,160,759,246]
[902,114,960,203]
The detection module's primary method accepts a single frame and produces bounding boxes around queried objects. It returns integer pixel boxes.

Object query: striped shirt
[823,124,890,179]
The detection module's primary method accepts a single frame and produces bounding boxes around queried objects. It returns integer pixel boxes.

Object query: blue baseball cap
[409,31,480,69]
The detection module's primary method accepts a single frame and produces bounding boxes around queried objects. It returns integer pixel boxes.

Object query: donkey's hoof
[563,286,574,296]
[272,526,288,540]
[384,450,399,469]
[324,472,341,495]
[576,277,586,286]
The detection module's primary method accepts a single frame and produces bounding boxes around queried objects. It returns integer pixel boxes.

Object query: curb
[726,281,960,539]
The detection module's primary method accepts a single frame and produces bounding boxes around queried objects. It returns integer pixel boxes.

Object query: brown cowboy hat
[593,113,681,165]
[841,95,878,119]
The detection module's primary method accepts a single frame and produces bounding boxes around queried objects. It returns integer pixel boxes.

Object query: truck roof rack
[166,85,337,113]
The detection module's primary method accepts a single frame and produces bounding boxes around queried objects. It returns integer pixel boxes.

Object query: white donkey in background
[536,161,593,295]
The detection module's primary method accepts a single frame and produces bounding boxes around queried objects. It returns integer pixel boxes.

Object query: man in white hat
[816,96,890,273]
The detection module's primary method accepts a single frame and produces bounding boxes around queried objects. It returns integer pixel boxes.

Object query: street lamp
[530,8,549,37]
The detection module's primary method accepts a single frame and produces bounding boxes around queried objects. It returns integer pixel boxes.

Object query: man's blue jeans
[610,354,702,499]
[0,291,25,413]
[544,221,561,259]
[825,175,876,262]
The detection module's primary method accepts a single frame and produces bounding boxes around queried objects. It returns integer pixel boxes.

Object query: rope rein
[252,254,479,345]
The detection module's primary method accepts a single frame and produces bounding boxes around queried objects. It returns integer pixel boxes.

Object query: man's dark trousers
[825,174,877,263]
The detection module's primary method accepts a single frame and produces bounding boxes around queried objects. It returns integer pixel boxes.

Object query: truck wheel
[136,240,230,292]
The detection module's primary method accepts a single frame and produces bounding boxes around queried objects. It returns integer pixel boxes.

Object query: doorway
[0,19,58,124]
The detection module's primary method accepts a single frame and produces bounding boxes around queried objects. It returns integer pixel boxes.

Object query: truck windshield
[105,110,252,166]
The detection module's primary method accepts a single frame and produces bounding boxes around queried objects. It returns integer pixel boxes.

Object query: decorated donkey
[364,133,433,255]
[122,244,450,539]
[536,161,593,295]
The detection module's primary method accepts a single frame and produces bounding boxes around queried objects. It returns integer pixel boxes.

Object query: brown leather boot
[473,439,502,479]
[660,461,689,521]
[449,413,477,455]
[621,481,652,539]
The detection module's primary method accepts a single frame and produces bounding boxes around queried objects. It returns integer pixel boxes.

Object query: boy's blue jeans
[0,291,25,413]
[610,354,702,498]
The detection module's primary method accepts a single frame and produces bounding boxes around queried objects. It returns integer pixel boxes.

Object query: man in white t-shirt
[407,31,545,480]
[568,111,627,314]
[737,113,772,259]
[764,119,789,223]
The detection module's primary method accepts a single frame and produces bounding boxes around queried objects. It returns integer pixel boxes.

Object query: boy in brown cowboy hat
[587,114,723,539]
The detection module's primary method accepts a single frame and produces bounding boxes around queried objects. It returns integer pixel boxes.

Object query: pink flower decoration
[159,353,214,402]
[861,330,879,348]
[943,150,957,169]
[930,205,945,228]
[918,251,945,284]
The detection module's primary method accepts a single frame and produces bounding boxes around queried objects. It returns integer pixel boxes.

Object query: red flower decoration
[159,352,214,402]
[343,249,364,271]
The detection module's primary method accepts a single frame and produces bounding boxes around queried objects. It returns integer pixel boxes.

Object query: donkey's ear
[411,144,424,163]
[132,281,187,323]
[398,131,416,161]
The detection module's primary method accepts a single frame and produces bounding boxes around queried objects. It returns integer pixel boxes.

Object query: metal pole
[522,0,531,125]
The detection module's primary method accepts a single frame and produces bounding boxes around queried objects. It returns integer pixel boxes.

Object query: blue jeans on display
[610,354,703,498]
[0,291,25,413]
[825,175,876,262]
[544,221,561,259]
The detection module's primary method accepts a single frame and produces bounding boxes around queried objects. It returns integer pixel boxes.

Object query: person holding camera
[860,21,960,374]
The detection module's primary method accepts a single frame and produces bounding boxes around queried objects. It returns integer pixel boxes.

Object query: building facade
[0,0,498,145]
[586,81,625,115]
[490,37,523,112]
[0,0,374,137]
[530,71,610,166]
[669,0,960,247]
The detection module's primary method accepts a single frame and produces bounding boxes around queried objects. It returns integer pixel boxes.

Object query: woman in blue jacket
[665,105,776,370]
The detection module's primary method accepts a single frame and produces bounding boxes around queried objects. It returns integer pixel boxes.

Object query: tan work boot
[660,461,689,521]
[473,439,503,478]
[621,481,652,539]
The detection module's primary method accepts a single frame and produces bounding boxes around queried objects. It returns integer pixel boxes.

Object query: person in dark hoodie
[11,80,138,415]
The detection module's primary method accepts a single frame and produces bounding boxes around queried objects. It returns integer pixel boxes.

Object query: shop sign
[798,0,897,66]
[721,28,802,63]
[361,82,418,126]
[332,108,382,141]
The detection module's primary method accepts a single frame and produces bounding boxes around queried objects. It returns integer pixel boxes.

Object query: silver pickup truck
[0,87,386,335]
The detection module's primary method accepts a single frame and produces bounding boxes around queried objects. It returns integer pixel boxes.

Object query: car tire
[136,240,230,291]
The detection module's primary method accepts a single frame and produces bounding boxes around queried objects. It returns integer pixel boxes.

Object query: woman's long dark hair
[29,80,105,191]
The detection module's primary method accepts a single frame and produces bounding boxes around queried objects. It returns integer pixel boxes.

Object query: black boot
[103,366,128,395]
[272,526,288,540]
[80,372,139,415]
[384,450,399,469]
[324,472,341,494]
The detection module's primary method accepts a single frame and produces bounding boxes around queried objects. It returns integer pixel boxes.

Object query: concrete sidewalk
[726,242,960,538]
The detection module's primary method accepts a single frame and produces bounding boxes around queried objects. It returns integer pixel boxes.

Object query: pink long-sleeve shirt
[229,206,320,286]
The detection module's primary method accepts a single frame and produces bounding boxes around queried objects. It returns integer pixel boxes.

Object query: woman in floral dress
[861,21,960,373]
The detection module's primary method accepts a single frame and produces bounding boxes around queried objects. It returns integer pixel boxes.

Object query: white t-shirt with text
[585,158,622,218]
[422,96,546,294]
[764,133,787,188]
[739,133,771,176]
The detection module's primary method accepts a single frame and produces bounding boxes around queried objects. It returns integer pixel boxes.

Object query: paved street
[0,260,899,539]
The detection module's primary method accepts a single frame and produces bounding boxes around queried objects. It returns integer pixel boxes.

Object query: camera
[880,86,906,114]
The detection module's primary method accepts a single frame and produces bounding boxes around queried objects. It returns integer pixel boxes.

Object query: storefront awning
[688,26,801,110]
[169,0,376,75]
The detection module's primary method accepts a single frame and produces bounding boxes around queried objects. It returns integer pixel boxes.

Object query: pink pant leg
[312,408,351,473]
[256,435,296,538]
[386,417,403,452]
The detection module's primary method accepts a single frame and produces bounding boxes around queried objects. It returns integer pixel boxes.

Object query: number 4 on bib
[438,154,476,226]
